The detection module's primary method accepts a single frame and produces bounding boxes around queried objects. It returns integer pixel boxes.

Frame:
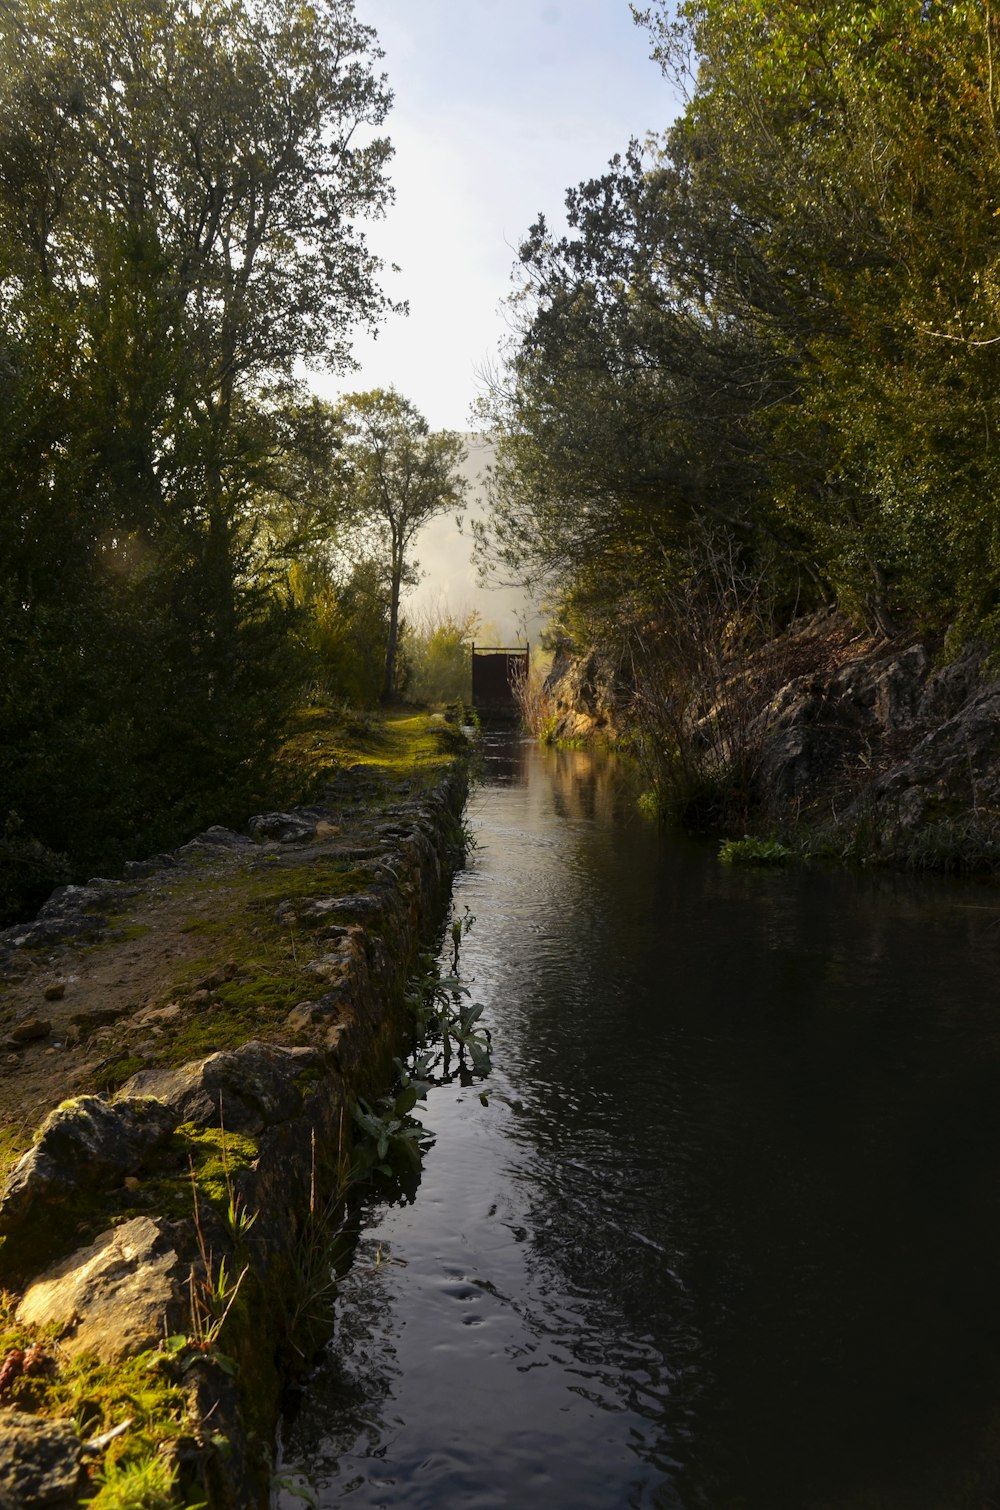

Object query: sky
[311,0,682,642]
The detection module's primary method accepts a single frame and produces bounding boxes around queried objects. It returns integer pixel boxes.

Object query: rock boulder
[16,1215,187,1363]
[120,1040,321,1135]
[0,1096,177,1236]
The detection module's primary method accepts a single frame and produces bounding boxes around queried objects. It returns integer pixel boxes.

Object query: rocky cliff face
[542,647,630,742]
[544,612,1000,864]
[746,615,1000,832]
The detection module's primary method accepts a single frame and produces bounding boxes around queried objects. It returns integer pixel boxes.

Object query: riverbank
[542,612,1000,875]
[0,710,469,1508]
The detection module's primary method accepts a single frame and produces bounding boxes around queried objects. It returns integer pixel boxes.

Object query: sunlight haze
[309,0,682,642]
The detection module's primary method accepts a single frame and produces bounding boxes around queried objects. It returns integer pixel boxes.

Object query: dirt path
[0,861,249,1143]
[0,773,423,1162]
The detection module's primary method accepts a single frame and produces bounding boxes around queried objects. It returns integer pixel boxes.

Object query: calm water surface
[276,736,1000,1509]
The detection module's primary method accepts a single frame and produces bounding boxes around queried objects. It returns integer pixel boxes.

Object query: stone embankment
[0,755,467,1508]
[544,612,1000,860]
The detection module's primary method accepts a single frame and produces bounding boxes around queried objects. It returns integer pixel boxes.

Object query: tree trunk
[381,556,402,702]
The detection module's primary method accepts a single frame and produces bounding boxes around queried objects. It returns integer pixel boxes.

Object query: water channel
[276,734,1000,1509]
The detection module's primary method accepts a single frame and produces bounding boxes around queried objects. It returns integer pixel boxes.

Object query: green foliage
[0,0,396,924]
[352,1091,432,1178]
[403,918,493,1078]
[718,836,792,866]
[293,559,392,708]
[405,611,482,706]
[351,913,493,1187]
[479,0,1000,753]
[82,1452,185,1510]
[897,813,1000,875]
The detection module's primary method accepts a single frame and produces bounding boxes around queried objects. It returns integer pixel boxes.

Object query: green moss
[143,855,383,1067]
[109,924,152,944]
[277,708,462,798]
[132,1123,259,1230]
[0,1125,29,1185]
[244,855,372,906]
[94,1056,147,1094]
[176,1124,258,1206]
[179,916,226,937]
[0,1295,189,1504]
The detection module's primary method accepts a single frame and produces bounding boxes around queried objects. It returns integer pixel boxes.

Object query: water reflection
[277,737,1000,1510]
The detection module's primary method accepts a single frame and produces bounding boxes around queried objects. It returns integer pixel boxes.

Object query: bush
[718,835,792,866]
[405,611,481,706]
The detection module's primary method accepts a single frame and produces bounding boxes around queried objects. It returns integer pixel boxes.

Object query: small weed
[718,835,792,866]
[448,905,476,973]
[159,1157,249,1377]
[352,1091,431,1178]
[286,1125,353,1354]
[82,1452,189,1510]
[216,1108,258,1245]
[271,1475,319,1509]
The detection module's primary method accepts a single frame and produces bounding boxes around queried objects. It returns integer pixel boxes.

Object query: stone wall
[0,764,468,1508]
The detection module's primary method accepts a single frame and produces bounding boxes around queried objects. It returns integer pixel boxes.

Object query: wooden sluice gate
[471,644,529,722]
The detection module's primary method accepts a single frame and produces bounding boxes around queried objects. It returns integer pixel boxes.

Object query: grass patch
[0,1125,30,1186]
[0,1294,190,1502]
[83,1453,184,1510]
[278,707,464,798]
[109,924,152,944]
[94,1056,147,1094]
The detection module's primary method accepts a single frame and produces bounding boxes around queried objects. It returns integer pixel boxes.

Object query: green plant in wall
[449,905,476,972]
[352,1090,432,1177]
[403,946,492,1079]
[449,1002,492,1075]
[157,1159,251,1378]
[353,909,494,1185]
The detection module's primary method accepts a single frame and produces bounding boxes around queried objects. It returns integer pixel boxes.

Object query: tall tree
[336,391,467,701]
[0,0,397,916]
[483,0,1000,645]
[636,0,1000,632]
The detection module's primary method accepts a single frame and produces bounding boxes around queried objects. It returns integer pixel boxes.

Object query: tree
[482,0,1000,650]
[634,0,1000,633]
[336,391,468,701]
[0,0,397,918]
[406,609,483,705]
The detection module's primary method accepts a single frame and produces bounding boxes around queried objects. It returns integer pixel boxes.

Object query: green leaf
[394,1085,419,1115]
